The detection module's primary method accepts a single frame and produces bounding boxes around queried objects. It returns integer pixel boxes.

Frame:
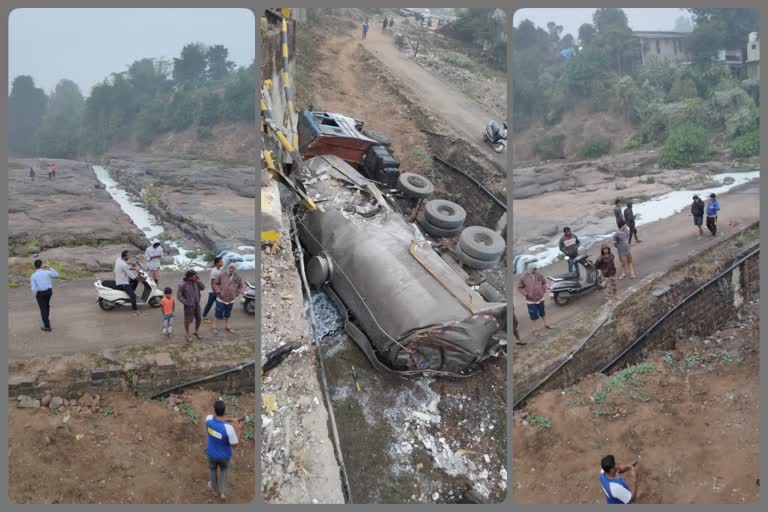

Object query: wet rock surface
[105,153,256,253]
[7,158,146,253]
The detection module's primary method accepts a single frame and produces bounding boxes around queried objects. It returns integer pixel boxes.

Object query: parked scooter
[242,280,256,314]
[95,268,164,311]
[547,254,605,306]
[484,120,507,153]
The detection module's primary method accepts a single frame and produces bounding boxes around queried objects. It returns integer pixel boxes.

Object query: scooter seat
[551,271,579,281]
[100,280,120,290]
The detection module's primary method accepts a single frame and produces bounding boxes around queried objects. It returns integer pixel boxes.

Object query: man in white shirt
[202,256,224,323]
[145,239,164,286]
[115,250,140,316]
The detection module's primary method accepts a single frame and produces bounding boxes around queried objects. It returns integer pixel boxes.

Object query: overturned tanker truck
[294,154,507,377]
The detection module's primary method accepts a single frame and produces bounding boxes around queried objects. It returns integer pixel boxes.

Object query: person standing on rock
[595,245,618,302]
[144,239,164,286]
[205,399,243,501]
[558,227,581,279]
[599,455,638,504]
[49,163,57,179]
[28,167,36,181]
[691,195,706,239]
[623,202,640,244]
[517,265,552,337]
[612,222,636,280]
[383,16,388,32]
[212,263,244,335]
[362,18,369,39]
[706,193,720,237]
[115,250,141,316]
[30,259,59,332]
[389,18,395,30]
[613,199,624,228]
[178,270,205,342]
[203,256,225,324]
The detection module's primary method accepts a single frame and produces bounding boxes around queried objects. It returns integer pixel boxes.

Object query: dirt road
[309,24,505,168]
[512,183,760,343]
[8,270,256,360]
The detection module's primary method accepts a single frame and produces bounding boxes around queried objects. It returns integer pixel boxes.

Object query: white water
[513,170,760,274]
[92,165,213,271]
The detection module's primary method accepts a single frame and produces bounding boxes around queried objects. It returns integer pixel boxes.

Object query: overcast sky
[514,8,691,40]
[9,8,255,95]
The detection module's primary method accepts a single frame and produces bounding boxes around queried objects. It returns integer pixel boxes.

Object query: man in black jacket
[559,227,581,279]
[623,202,640,244]
[691,195,705,239]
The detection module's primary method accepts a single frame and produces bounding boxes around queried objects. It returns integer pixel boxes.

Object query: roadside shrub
[533,133,566,160]
[659,123,708,169]
[578,138,611,159]
[730,127,760,158]
[197,126,213,140]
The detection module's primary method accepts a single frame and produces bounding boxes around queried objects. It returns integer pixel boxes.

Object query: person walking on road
[613,222,636,280]
[212,263,244,335]
[383,16,388,32]
[558,227,581,279]
[144,239,164,286]
[29,167,36,181]
[623,202,640,244]
[517,265,552,337]
[599,455,638,504]
[691,195,706,239]
[595,245,618,302]
[205,399,243,501]
[203,256,225,323]
[30,259,59,332]
[160,287,175,339]
[115,250,140,316]
[613,198,624,228]
[706,193,720,237]
[178,270,205,342]
[362,18,369,39]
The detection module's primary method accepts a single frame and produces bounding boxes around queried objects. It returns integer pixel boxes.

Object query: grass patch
[604,362,654,394]
[589,363,655,416]
[528,413,552,431]
[179,403,200,425]
[407,145,432,167]
[7,260,93,281]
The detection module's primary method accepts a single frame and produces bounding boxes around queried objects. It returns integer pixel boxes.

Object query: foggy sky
[9,8,255,95]
[514,8,691,41]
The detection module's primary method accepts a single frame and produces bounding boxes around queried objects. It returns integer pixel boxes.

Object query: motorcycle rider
[115,250,140,316]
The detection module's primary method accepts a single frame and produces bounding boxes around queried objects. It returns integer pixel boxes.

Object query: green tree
[577,23,596,46]
[206,45,235,81]
[197,92,222,126]
[673,15,693,33]
[173,43,208,88]
[592,8,637,74]
[36,79,85,158]
[8,75,48,156]
[128,58,170,103]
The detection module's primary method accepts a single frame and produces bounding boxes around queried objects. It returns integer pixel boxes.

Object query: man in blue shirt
[206,399,243,500]
[599,455,638,504]
[706,193,720,237]
[362,19,369,39]
[30,259,59,332]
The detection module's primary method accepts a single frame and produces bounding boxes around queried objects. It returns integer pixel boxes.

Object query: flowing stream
[513,170,760,274]
[93,165,213,271]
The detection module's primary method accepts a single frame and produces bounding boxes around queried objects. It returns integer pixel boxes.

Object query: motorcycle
[547,254,605,306]
[485,120,507,153]
[95,268,164,311]
[242,280,256,314]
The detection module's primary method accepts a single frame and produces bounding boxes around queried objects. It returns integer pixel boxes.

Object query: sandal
[193,333,205,340]
[185,336,192,343]
[212,329,219,335]
[225,328,238,334]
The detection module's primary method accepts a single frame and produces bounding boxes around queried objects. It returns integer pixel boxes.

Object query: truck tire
[417,212,462,238]
[424,199,466,229]
[362,127,392,146]
[456,245,498,270]
[398,172,434,199]
[459,226,506,261]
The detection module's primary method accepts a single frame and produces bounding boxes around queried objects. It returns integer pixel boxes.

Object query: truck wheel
[424,199,466,229]
[455,245,498,270]
[417,212,462,238]
[398,172,434,199]
[459,226,506,261]
[362,127,392,146]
